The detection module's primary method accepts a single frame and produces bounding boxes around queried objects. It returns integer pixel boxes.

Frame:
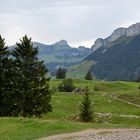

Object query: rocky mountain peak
[92,22,140,52]
[78,46,87,50]
[54,40,68,46]
[92,38,104,52]
[127,22,140,36]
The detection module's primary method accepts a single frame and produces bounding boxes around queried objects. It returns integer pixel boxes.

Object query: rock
[127,22,140,36]
[109,28,126,42]
[54,40,68,46]
[92,38,104,52]
[92,22,140,52]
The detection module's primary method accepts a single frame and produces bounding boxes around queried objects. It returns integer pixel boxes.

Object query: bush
[94,85,99,91]
[58,79,75,92]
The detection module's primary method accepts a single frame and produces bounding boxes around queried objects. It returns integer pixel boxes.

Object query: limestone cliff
[92,22,140,51]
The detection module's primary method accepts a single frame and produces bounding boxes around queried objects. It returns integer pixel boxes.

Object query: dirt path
[114,97,140,108]
[39,129,140,140]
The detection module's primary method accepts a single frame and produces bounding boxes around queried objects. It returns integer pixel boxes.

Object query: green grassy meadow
[66,60,95,79]
[0,79,140,140]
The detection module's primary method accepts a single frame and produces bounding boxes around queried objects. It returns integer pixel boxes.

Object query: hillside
[67,60,95,79]
[82,23,140,81]
[34,40,90,63]
[86,35,140,81]
[0,79,140,139]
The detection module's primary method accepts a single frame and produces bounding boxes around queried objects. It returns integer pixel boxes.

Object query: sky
[0,0,140,48]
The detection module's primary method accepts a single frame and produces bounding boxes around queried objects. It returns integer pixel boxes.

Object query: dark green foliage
[137,76,140,82]
[79,88,93,122]
[0,35,9,116]
[0,35,14,116]
[58,78,75,92]
[56,67,66,79]
[94,86,99,91]
[11,35,52,117]
[0,35,9,89]
[85,71,92,80]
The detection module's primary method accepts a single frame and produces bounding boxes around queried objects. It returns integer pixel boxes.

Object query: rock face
[92,38,104,52]
[53,40,69,48]
[92,22,140,51]
[127,23,140,36]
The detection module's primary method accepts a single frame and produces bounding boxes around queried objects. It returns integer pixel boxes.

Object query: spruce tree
[0,35,14,116]
[56,67,66,79]
[79,88,93,122]
[12,35,52,117]
[85,71,92,80]
[0,35,9,90]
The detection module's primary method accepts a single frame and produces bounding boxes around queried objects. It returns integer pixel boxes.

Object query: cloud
[0,0,140,47]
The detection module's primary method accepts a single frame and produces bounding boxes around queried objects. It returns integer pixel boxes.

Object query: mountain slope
[86,34,140,81]
[67,60,95,79]
[34,40,90,63]
[65,22,140,80]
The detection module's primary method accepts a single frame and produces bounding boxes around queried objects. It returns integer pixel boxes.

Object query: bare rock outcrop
[92,22,140,52]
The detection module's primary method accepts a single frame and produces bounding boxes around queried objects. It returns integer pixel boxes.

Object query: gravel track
[39,129,140,140]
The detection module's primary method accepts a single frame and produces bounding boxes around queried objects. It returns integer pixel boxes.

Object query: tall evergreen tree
[0,35,9,88]
[85,71,92,80]
[0,35,13,116]
[79,87,93,122]
[0,35,8,92]
[12,35,52,117]
[56,67,66,79]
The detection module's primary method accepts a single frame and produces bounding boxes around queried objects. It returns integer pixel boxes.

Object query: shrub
[94,85,99,91]
[58,79,75,92]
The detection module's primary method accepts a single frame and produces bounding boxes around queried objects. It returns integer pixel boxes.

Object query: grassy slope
[0,79,140,140]
[66,60,95,78]
[0,118,96,140]
[41,55,83,63]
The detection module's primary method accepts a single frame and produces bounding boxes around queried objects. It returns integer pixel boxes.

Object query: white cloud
[0,0,140,47]
[70,39,95,48]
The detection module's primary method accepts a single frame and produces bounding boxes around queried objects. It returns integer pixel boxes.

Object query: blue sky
[0,0,140,47]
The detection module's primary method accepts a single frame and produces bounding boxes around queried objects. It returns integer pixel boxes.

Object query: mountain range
[10,40,91,75]
[10,22,140,81]
[68,22,140,81]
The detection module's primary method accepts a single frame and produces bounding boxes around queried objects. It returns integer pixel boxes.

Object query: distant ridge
[10,40,91,75]
[92,22,140,52]
[79,22,140,81]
